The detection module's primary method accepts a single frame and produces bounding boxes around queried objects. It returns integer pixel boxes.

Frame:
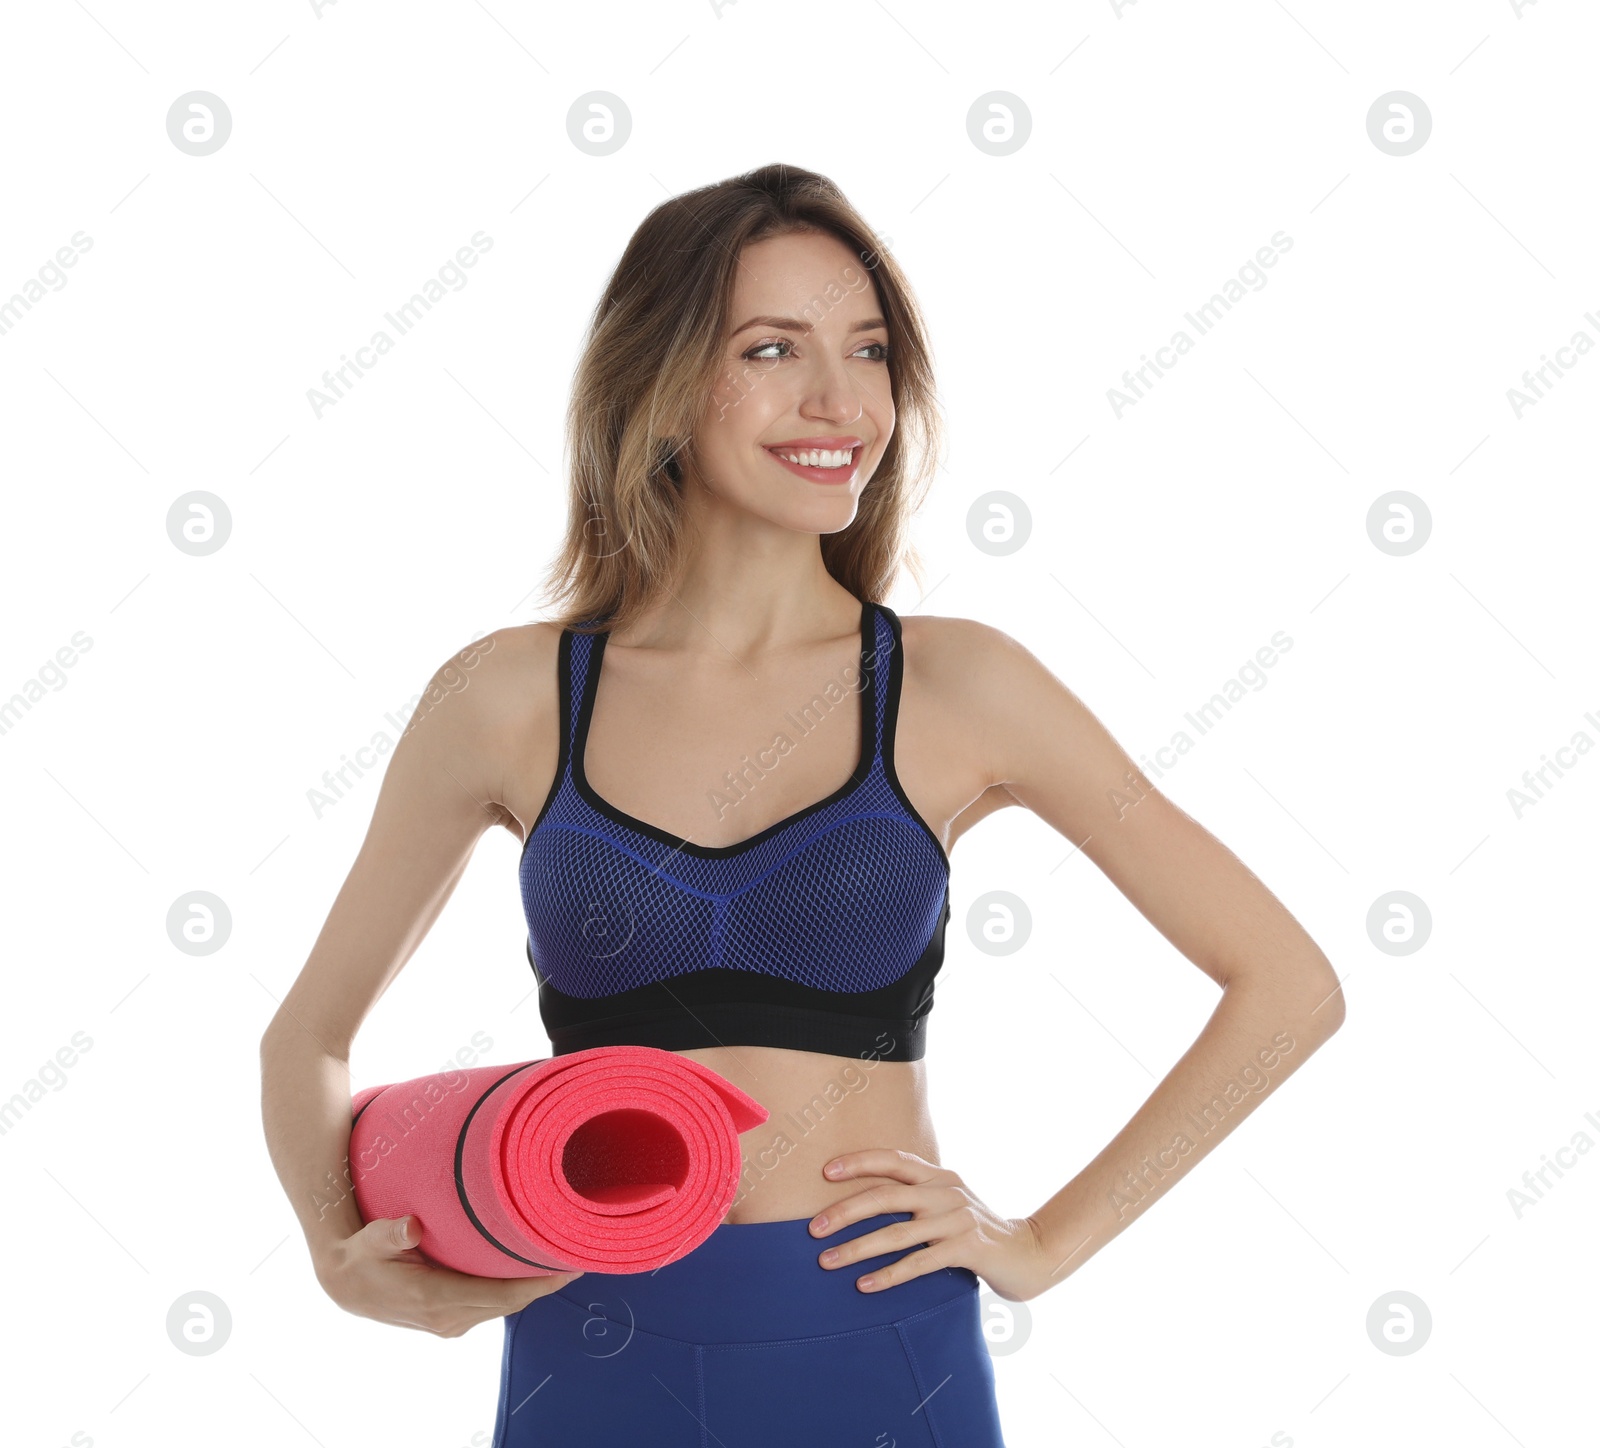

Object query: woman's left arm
[812,620,1346,1302]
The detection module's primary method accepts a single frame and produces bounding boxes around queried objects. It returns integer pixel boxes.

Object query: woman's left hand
[810,1149,1055,1303]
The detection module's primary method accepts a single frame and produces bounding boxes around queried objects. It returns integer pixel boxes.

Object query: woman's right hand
[315,1214,585,1337]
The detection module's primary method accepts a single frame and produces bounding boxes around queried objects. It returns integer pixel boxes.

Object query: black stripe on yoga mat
[351,1097,373,1128]
[453,1061,568,1271]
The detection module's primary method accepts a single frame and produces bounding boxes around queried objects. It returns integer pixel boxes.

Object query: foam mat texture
[349,1046,767,1277]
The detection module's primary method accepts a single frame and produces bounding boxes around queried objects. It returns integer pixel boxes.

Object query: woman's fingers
[361,1215,422,1257]
[815,1206,950,1277]
[824,1148,940,1185]
[811,1181,965,1240]
[505,1270,588,1313]
[321,1215,585,1333]
[406,1257,586,1313]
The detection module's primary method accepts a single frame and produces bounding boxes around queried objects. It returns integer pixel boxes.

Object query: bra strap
[872,602,902,778]
[562,625,603,786]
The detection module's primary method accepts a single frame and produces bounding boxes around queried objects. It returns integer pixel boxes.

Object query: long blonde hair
[535,162,943,637]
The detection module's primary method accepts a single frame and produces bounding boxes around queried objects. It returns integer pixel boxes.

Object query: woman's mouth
[763,444,860,484]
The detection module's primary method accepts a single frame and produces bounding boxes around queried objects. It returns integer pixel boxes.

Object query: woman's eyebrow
[730,314,887,335]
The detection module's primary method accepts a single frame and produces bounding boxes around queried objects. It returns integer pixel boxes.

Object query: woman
[261,163,1345,1446]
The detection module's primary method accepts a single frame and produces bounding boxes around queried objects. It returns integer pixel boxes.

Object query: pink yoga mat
[349,1046,767,1278]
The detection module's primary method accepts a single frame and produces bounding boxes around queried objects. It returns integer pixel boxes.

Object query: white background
[2,1,1595,1445]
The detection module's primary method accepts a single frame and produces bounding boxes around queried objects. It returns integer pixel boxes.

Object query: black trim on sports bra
[570,599,878,860]
[519,601,952,872]
[878,604,951,868]
[523,626,575,845]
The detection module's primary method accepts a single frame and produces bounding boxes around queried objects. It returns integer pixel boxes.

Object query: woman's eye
[742,339,892,363]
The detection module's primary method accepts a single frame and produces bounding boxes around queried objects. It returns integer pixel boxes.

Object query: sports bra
[518,599,951,1063]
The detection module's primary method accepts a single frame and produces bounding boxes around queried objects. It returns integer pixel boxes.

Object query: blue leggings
[492,1210,1008,1446]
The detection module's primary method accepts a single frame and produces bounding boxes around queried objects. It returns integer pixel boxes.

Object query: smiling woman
[541,166,943,641]
[260,160,1343,1448]
[477,174,1017,1440]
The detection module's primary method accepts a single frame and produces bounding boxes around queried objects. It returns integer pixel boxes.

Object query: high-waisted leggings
[491,1210,1009,1446]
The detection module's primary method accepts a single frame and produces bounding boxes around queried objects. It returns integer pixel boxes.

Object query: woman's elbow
[1298,955,1346,1043]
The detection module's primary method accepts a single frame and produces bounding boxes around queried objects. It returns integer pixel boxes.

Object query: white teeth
[774,447,853,468]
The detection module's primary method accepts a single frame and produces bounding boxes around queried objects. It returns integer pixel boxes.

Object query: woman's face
[687,228,894,531]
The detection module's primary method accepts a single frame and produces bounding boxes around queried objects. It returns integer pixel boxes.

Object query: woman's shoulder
[896,609,1030,688]
[482,617,565,666]
[426,618,562,687]
[471,618,566,715]
[403,620,565,756]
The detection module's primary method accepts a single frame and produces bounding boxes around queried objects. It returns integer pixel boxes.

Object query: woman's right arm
[258,625,582,1336]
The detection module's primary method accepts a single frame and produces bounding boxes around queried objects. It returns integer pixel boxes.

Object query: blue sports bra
[518,600,951,1062]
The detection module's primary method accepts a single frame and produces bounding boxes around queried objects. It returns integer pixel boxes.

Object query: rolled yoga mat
[349,1045,768,1278]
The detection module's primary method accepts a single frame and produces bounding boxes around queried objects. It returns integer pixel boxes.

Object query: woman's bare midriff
[672,1044,940,1224]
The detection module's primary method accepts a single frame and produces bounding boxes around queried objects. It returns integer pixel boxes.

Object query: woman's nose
[800,364,864,424]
